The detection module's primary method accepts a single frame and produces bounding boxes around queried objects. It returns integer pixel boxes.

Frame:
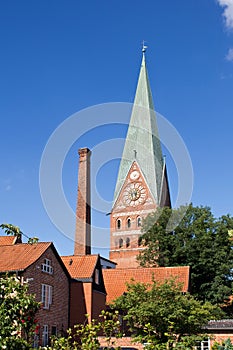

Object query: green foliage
[212,338,233,349]
[0,275,40,349]
[0,223,22,238]
[138,204,233,304]
[112,278,223,348]
[48,310,121,350]
[0,223,39,244]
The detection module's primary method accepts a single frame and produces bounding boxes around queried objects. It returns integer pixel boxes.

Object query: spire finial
[142,40,148,53]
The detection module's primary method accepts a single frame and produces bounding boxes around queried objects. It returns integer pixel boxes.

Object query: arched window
[138,236,143,247]
[119,238,123,248]
[127,218,131,228]
[116,219,121,230]
[126,237,130,248]
[137,217,142,227]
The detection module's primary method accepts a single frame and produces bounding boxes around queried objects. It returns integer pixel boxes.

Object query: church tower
[109,48,171,268]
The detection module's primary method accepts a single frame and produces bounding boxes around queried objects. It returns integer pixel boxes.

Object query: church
[62,47,190,329]
[2,49,230,348]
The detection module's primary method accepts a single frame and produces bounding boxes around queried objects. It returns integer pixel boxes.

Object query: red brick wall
[23,246,69,345]
[83,282,92,323]
[74,147,91,255]
[110,162,157,269]
[92,290,106,320]
[69,281,87,327]
[209,332,233,347]
[99,336,142,349]
[110,249,141,269]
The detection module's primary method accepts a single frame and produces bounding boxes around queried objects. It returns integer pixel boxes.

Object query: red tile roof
[0,242,52,272]
[103,266,190,304]
[0,236,18,245]
[61,255,99,279]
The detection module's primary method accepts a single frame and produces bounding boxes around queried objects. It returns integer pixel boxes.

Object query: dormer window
[41,259,53,274]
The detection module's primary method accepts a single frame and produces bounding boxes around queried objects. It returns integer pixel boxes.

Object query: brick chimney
[74,148,91,255]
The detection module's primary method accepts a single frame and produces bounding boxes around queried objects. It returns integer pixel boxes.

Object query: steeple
[113,50,164,207]
[110,49,171,268]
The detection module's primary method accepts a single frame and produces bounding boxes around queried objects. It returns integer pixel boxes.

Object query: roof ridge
[104,266,190,271]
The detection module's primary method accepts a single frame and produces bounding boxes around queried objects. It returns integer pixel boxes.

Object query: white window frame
[195,338,210,350]
[41,284,52,309]
[42,324,49,347]
[41,258,53,274]
[33,334,39,349]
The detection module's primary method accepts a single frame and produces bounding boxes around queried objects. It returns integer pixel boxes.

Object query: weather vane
[142,40,148,53]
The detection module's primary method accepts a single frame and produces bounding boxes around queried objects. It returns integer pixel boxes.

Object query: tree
[137,204,233,304]
[212,338,233,349]
[0,223,39,244]
[112,278,223,349]
[0,275,40,349]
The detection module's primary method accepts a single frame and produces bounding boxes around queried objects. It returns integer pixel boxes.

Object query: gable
[61,255,99,280]
[112,161,156,213]
[0,242,52,272]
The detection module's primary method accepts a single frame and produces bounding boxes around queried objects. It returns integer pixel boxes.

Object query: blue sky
[0,0,233,257]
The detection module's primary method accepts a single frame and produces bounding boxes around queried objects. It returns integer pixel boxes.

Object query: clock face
[130,170,140,181]
[123,182,147,207]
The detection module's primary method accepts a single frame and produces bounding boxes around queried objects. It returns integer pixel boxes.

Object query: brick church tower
[109,48,171,268]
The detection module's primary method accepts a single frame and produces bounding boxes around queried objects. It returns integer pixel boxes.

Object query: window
[116,219,121,230]
[138,236,143,246]
[137,217,142,227]
[41,258,53,274]
[42,325,49,347]
[41,284,52,309]
[196,339,210,350]
[95,268,100,285]
[119,238,123,248]
[127,218,131,228]
[51,326,57,336]
[33,334,39,349]
[126,237,130,248]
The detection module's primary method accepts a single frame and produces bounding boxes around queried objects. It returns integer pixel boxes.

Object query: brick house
[61,254,107,326]
[0,240,70,347]
[203,320,233,348]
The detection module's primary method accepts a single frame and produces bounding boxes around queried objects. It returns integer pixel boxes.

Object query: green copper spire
[113,50,164,206]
